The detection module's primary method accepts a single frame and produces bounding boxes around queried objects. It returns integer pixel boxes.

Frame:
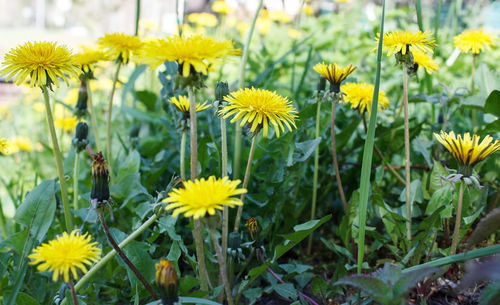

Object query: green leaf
[428,161,449,195]
[484,90,500,116]
[412,136,433,167]
[117,150,141,177]
[14,180,56,243]
[121,241,156,287]
[335,275,390,302]
[274,283,297,300]
[134,90,158,111]
[481,282,500,305]
[146,297,221,305]
[121,65,147,106]
[292,137,321,163]
[16,292,41,305]
[425,185,452,215]
[466,207,500,250]
[399,180,424,205]
[273,214,331,261]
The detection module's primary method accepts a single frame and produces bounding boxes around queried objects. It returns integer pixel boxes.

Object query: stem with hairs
[73,151,79,210]
[42,86,73,231]
[330,95,348,212]
[234,134,258,232]
[180,128,186,180]
[86,82,102,152]
[220,116,229,268]
[97,210,158,300]
[307,94,322,254]
[450,181,465,255]
[188,88,210,292]
[403,64,412,245]
[233,0,264,180]
[209,224,233,305]
[106,61,122,179]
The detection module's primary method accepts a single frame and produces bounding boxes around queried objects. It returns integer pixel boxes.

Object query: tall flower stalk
[402,64,412,243]
[105,61,122,178]
[72,122,89,211]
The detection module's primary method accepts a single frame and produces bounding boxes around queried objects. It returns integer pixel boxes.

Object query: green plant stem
[234,134,258,232]
[106,61,122,179]
[220,117,229,269]
[357,0,385,274]
[73,152,79,210]
[97,210,159,300]
[471,54,478,129]
[188,88,210,292]
[209,225,234,305]
[403,64,412,245]
[134,0,141,36]
[450,182,465,255]
[180,129,186,180]
[86,82,102,152]
[61,212,161,305]
[42,86,73,232]
[233,0,263,180]
[307,95,322,255]
[0,200,7,238]
[330,96,348,212]
[68,274,79,305]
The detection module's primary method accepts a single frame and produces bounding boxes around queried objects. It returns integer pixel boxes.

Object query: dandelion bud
[72,122,89,153]
[90,152,110,203]
[215,81,229,102]
[317,76,326,92]
[228,232,241,251]
[74,80,88,118]
[245,217,260,240]
[395,47,414,67]
[155,258,178,305]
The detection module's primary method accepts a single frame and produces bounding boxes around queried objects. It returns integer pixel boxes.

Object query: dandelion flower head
[219,87,298,138]
[0,41,79,88]
[187,12,218,27]
[75,47,110,74]
[163,176,246,219]
[454,29,498,54]
[212,1,234,14]
[28,230,101,282]
[376,30,436,56]
[411,49,438,74]
[8,136,34,153]
[98,33,142,64]
[169,95,211,113]
[340,82,390,114]
[313,62,356,92]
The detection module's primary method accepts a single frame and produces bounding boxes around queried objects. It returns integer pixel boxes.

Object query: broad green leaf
[16,292,41,305]
[335,275,390,302]
[292,137,321,163]
[121,241,156,287]
[484,90,500,116]
[412,136,433,167]
[393,266,441,298]
[428,161,449,195]
[466,207,500,250]
[274,283,297,300]
[399,180,424,205]
[425,185,452,215]
[134,90,157,111]
[14,180,56,243]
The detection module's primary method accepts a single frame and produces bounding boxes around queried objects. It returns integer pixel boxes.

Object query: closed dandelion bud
[90,152,110,203]
[155,259,178,305]
[317,76,326,92]
[228,232,241,251]
[72,122,89,153]
[74,80,88,118]
[215,81,229,102]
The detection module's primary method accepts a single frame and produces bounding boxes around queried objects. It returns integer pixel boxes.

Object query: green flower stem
[307,94,322,255]
[61,212,161,305]
[330,96,348,212]
[180,129,186,180]
[188,88,210,292]
[220,117,229,266]
[233,0,263,180]
[471,53,478,129]
[0,200,7,238]
[403,64,412,245]
[73,151,79,210]
[357,0,385,275]
[42,86,73,232]
[209,224,234,305]
[450,181,465,255]
[68,274,79,305]
[86,82,102,152]
[97,210,159,300]
[106,61,122,180]
[233,134,258,232]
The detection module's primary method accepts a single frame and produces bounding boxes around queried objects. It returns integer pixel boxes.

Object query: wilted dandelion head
[28,230,101,282]
[411,49,438,74]
[98,33,142,64]
[313,62,356,93]
[163,176,246,219]
[0,41,79,88]
[169,95,211,114]
[434,131,500,176]
[155,258,178,302]
[376,30,436,57]
[74,47,110,74]
[454,29,498,54]
[219,87,298,138]
[340,82,390,114]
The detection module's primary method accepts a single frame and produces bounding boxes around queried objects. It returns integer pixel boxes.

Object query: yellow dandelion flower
[212,0,234,14]
[454,29,498,54]
[411,49,438,74]
[257,17,271,36]
[288,29,302,39]
[219,87,298,138]
[169,95,211,113]
[74,47,110,74]
[55,116,78,133]
[376,30,436,56]
[98,33,142,63]
[434,131,500,176]
[302,4,314,16]
[340,82,390,114]
[155,258,178,301]
[137,35,240,77]
[28,230,101,282]
[0,137,9,155]
[0,41,79,88]
[313,62,356,93]
[269,10,292,23]
[163,176,246,219]
[188,12,218,27]
[9,136,34,153]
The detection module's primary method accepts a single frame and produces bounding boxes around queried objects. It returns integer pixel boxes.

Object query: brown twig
[97,210,159,300]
